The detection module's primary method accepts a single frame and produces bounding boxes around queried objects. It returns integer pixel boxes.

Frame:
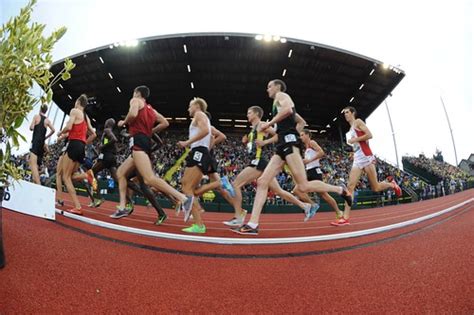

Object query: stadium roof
[50,32,405,135]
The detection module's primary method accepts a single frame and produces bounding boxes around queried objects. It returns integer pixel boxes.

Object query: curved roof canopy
[50,32,405,135]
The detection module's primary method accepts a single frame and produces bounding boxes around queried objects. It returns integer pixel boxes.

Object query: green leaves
[0,0,75,186]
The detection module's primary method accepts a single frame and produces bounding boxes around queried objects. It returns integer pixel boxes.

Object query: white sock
[247,222,258,229]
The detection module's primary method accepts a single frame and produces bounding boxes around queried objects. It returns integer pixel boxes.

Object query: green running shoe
[155,214,168,226]
[182,224,206,234]
[125,202,134,214]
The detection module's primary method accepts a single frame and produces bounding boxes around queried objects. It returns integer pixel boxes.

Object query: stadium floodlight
[280,38,287,43]
[264,34,272,42]
[288,49,293,58]
[116,87,121,93]
[309,129,318,133]
[235,119,247,123]
[219,119,232,122]
[190,82,194,89]
[350,97,354,103]
[113,42,119,47]
[183,44,188,53]
[165,117,173,120]
[272,35,281,42]
[282,69,287,77]
[359,84,364,90]
[99,57,104,64]
[235,124,247,128]
[369,69,375,76]
[187,65,191,72]
[108,73,113,79]
[382,63,390,69]
[255,34,263,41]
[333,117,337,121]
[109,45,113,49]
[326,124,330,128]
[67,94,72,100]
[125,39,138,47]
[59,84,63,89]
[175,117,187,120]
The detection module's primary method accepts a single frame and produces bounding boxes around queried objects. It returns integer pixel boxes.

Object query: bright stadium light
[99,57,104,64]
[288,49,293,58]
[350,97,354,103]
[264,34,272,42]
[235,119,247,123]
[255,34,263,41]
[108,73,113,79]
[175,117,187,121]
[59,84,63,89]
[116,87,121,93]
[359,84,364,90]
[67,94,72,100]
[187,65,191,72]
[190,82,194,89]
[382,63,390,69]
[109,45,113,49]
[333,117,337,121]
[326,124,330,128]
[113,42,119,47]
[369,69,375,76]
[183,44,188,53]
[272,35,280,42]
[219,119,232,122]
[125,39,138,47]
[235,124,247,128]
[282,69,287,77]
[280,38,287,43]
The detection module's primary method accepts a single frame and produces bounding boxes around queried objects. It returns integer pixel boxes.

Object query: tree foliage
[0,0,75,185]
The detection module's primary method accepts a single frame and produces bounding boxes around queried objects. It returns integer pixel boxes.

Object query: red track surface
[1,189,473,313]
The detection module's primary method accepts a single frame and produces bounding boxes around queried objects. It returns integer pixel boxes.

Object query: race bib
[284,134,297,143]
[193,151,203,162]
[98,153,104,160]
[129,137,134,148]
[251,159,259,166]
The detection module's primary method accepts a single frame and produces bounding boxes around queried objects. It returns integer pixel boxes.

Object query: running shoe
[304,203,320,222]
[220,176,236,198]
[182,195,195,222]
[68,207,83,215]
[330,217,350,226]
[182,224,206,234]
[155,213,168,226]
[93,198,105,208]
[340,185,353,207]
[231,224,259,235]
[110,207,129,219]
[391,180,402,197]
[125,202,134,215]
[223,210,247,226]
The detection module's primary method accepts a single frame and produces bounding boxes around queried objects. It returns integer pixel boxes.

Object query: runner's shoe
[330,217,350,226]
[231,224,259,235]
[182,224,206,234]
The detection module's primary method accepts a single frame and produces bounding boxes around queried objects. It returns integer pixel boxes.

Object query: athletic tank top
[189,113,211,149]
[351,126,373,157]
[128,102,156,137]
[305,146,320,170]
[272,100,297,135]
[246,123,265,160]
[101,129,116,154]
[32,115,47,145]
[68,113,87,142]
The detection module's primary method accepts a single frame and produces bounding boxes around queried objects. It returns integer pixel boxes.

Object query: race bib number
[284,134,297,143]
[129,137,134,148]
[98,153,104,160]
[251,159,259,166]
[316,168,323,174]
[193,151,203,162]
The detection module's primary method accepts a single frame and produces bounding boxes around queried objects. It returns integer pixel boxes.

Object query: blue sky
[1,0,472,167]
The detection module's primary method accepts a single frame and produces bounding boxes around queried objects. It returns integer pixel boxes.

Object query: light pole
[384,99,400,168]
[440,95,459,166]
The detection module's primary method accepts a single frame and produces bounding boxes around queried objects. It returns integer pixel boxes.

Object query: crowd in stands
[10,129,471,205]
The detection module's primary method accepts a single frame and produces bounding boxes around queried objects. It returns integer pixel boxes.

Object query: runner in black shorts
[233,80,352,235]
[294,129,343,219]
[29,104,55,185]
[223,106,317,227]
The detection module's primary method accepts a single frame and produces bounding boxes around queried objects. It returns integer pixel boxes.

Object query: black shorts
[307,167,323,181]
[131,133,151,154]
[275,132,302,160]
[208,155,219,174]
[29,142,44,166]
[98,152,117,169]
[67,139,85,163]
[186,146,212,174]
[248,158,269,172]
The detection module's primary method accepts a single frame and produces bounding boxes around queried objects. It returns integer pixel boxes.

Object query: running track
[1,189,473,313]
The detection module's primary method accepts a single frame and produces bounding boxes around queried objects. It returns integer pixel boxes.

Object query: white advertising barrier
[3,179,55,220]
